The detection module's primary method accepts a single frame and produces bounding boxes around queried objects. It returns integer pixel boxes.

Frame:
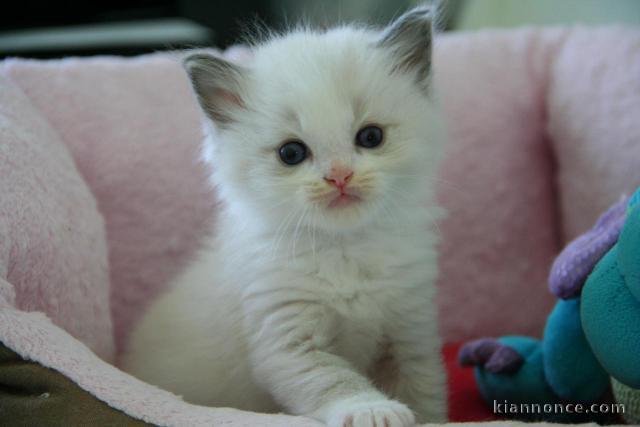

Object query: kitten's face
[187,7,442,233]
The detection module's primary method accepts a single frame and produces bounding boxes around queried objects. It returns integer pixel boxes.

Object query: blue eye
[279,140,308,165]
[356,125,384,148]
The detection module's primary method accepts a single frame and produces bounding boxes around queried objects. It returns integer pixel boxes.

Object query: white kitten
[123,6,447,427]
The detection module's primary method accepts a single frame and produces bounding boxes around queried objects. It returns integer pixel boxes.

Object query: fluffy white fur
[124,7,447,427]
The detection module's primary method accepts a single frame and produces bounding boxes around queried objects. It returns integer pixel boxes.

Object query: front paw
[325,396,415,427]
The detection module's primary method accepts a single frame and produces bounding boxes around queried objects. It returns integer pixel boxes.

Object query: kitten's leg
[388,309,448,424]
[243,279,415,427]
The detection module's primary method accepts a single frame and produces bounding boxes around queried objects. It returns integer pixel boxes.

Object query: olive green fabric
[0,343,151,427]
[612,377,640,424]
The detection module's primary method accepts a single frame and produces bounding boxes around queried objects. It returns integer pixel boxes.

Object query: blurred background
[1,0,639,59]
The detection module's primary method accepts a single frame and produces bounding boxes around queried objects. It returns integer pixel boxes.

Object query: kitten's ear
[377,6,435,85]
[184,53,248,125]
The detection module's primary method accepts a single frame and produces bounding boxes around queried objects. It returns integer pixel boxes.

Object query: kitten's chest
[312,232,434,366]
[309,232,430,305]
[310,246,393,321]
[308,240,412,370]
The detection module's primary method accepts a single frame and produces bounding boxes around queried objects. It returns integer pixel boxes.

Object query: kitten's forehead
[250,28,389,139]
[285,85,359,132]
[278,97,358,161]
[252,28,384,101]
[254,27,377,73]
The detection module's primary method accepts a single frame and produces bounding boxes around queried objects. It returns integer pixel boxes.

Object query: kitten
[123,6,447,427]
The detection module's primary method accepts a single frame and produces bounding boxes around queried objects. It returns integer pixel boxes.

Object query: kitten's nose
[324,166,353,191]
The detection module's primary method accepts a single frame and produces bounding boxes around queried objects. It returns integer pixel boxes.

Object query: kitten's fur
[123,6,447,427]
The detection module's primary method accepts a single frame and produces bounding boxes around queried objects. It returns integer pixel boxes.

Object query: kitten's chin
[327,193,362,209]
[314,195,377,232]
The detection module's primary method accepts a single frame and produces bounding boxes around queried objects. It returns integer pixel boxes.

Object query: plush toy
[582,187,640,424]
[459,187,640,423]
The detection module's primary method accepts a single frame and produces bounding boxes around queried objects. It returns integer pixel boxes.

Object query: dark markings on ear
[378,6,434,86]
[183,53,247,125]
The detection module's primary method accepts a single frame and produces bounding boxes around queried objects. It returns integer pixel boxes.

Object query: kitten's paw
[325,396,415,427]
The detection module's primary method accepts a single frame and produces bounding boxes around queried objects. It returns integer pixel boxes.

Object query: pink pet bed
[1,27,639,426]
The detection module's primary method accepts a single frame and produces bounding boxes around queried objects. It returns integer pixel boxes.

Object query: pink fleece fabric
[2,55,218,355]
[435,29,566,340]
[0,27,638,426]
[0,73,114,361]
[548,27,640,240]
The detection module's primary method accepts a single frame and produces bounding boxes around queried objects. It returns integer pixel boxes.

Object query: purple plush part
[459,338,524,374]
[548,196,628,300]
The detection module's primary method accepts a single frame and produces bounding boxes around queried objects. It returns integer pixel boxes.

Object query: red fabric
[444,343,497,422]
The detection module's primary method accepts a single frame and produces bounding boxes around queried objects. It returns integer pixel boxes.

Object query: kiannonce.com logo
[493,400,625,415]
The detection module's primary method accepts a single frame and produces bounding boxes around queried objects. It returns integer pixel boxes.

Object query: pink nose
[324,168,353,190]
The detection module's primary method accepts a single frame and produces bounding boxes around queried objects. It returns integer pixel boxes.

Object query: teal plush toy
[459,187,640,423]
[582,188,640,423]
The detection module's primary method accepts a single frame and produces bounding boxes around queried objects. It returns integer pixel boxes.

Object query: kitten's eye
[355,125,384,149]
[278,140,309,166]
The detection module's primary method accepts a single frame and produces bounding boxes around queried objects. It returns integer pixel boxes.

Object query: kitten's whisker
[385,183,416,204]
[259,194,297,213]
[311,210,318,262]
[380,199,403,228]
[269,203,302,259]
[275,208,301,253]
[419,205,445,243]
[289,206,309,263]
[387,183,446,241]
[428,177,468,197]
[387,173,469,197]
[306,209,318,262]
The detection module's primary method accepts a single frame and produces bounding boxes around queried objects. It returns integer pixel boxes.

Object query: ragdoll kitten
[124,6,447,427]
